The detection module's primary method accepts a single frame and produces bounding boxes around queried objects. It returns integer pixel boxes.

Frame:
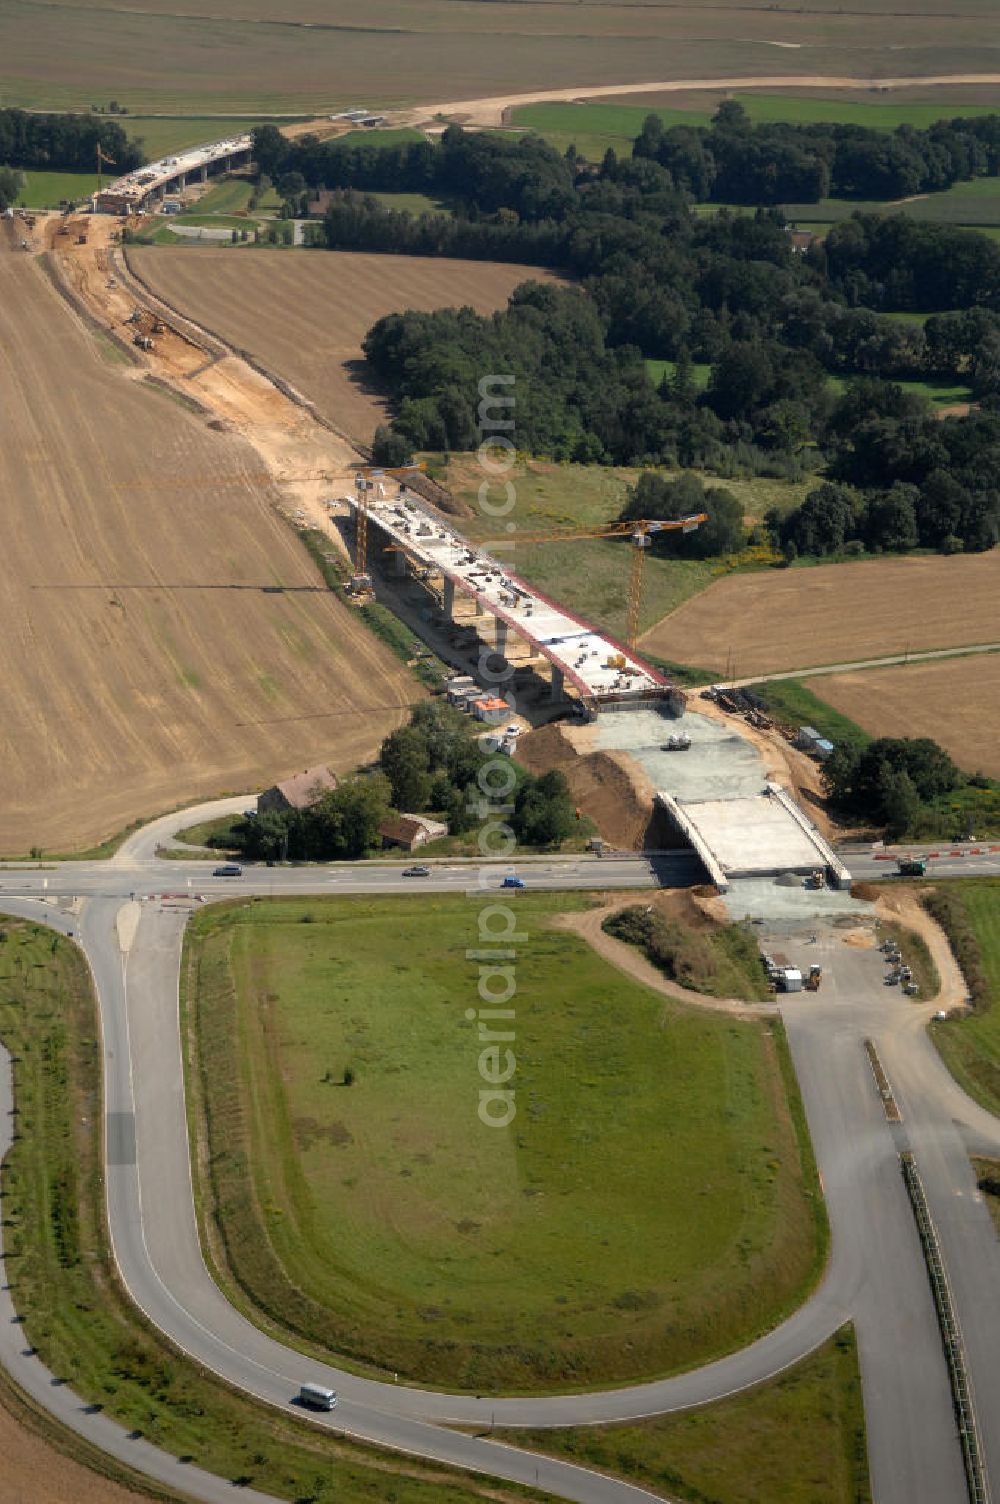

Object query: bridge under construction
[94,134,253,214]
[344,485,677,713]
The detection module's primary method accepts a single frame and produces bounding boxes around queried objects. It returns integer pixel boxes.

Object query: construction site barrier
[899,1152,990,1504]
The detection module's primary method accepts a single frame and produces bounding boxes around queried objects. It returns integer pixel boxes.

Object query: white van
[298,1382,337,1411]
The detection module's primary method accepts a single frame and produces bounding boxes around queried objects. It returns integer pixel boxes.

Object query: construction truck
[344,572,373,601]
[805,869,825,890]
[805,964,823,992]
[897,857,927,877]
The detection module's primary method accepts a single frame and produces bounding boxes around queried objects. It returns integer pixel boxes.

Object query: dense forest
[256,117,1000,559]
[0,108,143,175]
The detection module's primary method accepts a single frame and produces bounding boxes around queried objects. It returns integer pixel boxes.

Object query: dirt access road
[51,213,364,532]
[406,72,1000,127]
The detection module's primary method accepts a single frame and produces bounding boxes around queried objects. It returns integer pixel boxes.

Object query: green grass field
[334,127,426,149]
[928,879,1000,1114]
[128,115,301,158]
[15,169,97,206]
[436,454,809,638]
[183,894,827,1393]
[369,189,454,215]
[503,1324,870,1504]
[827,373,973,409]
[510,96,1000,163]
[0,915,534,1504]
[782,176,1000,230]
[645,357,712,392]
[193,175,258,213]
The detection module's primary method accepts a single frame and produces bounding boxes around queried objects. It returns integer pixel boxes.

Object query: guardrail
[899,1151,990,1504]
[864,1038,901,1122]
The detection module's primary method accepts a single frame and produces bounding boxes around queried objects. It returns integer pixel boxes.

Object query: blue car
[501,875,525,889]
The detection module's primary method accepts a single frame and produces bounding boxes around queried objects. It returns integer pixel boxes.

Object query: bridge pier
[199,165,208,182]
[550,665,565,701]
[494,617,509,661]
[442,577,456,621]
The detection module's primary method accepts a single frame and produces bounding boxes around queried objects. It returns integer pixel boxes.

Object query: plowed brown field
[644,553,1000,678]
[808,655,1000,779]
[128,248,563,444]
[0,246,413,855]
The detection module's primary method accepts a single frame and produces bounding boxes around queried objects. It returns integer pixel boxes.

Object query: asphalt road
[844,844,1000,885]
[3,805,1000,1504]
[0,855,682,901]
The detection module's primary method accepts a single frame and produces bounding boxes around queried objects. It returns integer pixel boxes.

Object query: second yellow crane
[487,513,707,651]
[96,144,116,194]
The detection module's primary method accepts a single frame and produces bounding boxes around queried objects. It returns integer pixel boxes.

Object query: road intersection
[1,804,1000,1504]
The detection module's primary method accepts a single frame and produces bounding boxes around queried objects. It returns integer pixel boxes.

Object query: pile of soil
[516,720,660,850]
[651,885,726,929]
[406,470,474,520]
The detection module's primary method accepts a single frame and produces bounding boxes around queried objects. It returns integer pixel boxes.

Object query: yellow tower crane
[486,513,706,652]
[349,462,426,599]
[96,144,116,195]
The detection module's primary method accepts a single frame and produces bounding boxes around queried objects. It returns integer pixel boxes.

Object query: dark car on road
[402,864,431,877]
[212,864,243,877]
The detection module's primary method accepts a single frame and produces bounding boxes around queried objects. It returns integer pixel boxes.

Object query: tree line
[0,108,143,175]
[634,100,1000,206]
[0,166,23,212]
[254,106,1000,216]
[232,701,578,862]
[822,736,966,839]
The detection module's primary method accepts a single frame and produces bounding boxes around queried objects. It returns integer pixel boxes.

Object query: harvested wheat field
[0,246,414,855]
[644,552,1000,678]
[808,654,1000,779]
[128,247,563,445]
[0,1398,149,1504]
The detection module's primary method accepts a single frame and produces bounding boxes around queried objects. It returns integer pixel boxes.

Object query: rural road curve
[3,804,1000,1503]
